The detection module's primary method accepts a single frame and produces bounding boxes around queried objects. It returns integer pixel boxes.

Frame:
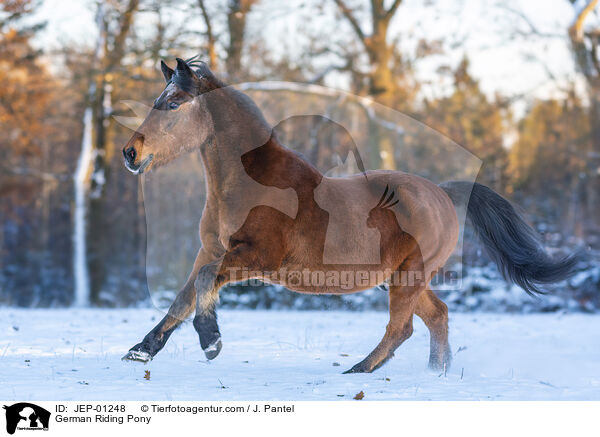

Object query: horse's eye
[168,102,180,110]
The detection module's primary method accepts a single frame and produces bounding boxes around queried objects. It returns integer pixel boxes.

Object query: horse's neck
[199,88,322,200]
[198,104,269,196]
[240,135,323,195]
[200,131,322,203]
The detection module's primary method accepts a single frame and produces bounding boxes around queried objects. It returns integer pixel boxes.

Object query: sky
[28,0,594,117]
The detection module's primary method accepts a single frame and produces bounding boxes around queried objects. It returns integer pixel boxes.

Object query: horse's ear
[175,57,193,77]
[160,60,174,83]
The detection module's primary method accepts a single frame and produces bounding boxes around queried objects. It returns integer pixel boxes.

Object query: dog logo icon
[3,403,50,434]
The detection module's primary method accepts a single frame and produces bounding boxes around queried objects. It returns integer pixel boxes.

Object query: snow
[0,309,599,401]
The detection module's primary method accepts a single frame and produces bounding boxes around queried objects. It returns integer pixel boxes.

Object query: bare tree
[91,0,140,196]
[568,0,600,233]
[193,0,257,78]
[84,0,140,303]
[226,0,257,79]
[334,0,402,103]
[198,0,217,69]
[495,1,600,236]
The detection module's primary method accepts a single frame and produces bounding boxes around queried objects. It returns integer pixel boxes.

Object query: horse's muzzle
[123,133,152,174]
[124,153,153,175]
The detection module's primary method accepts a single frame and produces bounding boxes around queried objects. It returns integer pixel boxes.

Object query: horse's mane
[184,55,226,91]
[176,55,272,139]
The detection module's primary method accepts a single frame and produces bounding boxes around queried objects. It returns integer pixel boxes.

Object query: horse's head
[122,57,221,174]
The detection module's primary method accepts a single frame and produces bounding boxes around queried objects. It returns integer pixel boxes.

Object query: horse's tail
[439,181,580,295]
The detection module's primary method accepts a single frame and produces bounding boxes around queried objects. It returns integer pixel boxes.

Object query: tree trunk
[226,0,255,80]
[365,19,394,102]
[568,0,600,236]
[587,83,600,233]
[334,0,403,170]
[86,0,139,304]
[198,0,217,69]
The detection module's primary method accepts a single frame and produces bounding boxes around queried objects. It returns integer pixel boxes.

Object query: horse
[120,57,579,373]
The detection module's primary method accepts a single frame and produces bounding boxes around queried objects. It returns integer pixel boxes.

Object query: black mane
[170,55,225,94]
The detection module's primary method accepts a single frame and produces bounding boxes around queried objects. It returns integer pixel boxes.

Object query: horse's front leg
[192,240,280,360]
[122,248,213,363]
[192,258,225,360]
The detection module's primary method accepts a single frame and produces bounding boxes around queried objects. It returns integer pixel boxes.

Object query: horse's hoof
[428,359,451,372]
[344,353,393,374]
[203,338,222,360]
[343,363,370,374]
[122,349,152,363]
[428,347,452,372]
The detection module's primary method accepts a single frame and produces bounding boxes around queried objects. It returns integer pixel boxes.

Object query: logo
[3,403,50,434]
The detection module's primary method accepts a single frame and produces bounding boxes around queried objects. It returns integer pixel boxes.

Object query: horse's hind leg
[344,254,425,374]
[415,288,451,371]
[122,249,210,363]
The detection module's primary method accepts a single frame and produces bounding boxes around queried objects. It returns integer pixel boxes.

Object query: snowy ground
[0,308,599,401]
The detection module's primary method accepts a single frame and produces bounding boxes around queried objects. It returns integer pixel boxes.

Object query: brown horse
[121,58,578,373]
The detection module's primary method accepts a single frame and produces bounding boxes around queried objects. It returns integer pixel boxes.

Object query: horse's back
[316,170,459,277]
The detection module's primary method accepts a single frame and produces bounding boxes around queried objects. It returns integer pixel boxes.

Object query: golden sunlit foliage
[0,31,53,154]
[509,94,589,194]
[0,2,55,157]
[418,57,509,190]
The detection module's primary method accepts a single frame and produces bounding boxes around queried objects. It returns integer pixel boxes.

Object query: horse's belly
[264,262,399,295]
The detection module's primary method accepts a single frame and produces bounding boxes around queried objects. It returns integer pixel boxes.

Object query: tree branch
[568,0,600,79]
[108,0,139,70]
[334,0,367,44]
[384,0,403,22]
[499,4,564,39]
[198,0,217,68]
[569,0,599,42]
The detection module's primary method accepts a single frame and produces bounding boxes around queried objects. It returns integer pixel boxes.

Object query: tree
[330,1,426,170]
[80,0,142,305]
[197,0,217,69]
[333,0,403,104]
[508,93,590,238]
[0,0,50,158]
[567,0,600,235]
[226,0,256,79]
[416,57,509,191]
[89,0,140,198]
[195,0,258,79]
[495,0,600,239]
[0,0,79,305]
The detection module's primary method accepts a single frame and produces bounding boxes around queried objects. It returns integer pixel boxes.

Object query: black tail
[440,181,580,295]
